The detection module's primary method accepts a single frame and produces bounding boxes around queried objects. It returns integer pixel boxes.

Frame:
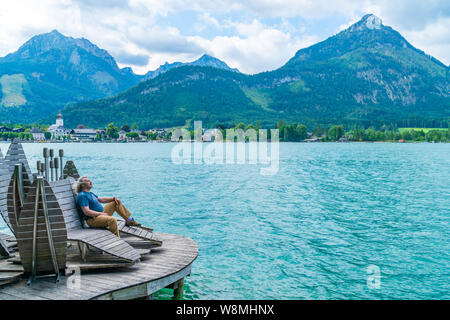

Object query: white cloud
[189,20,320,74]
[0,0,448,76]
[402,17,450,65]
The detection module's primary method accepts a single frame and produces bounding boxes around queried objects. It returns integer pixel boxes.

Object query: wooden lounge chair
[61,162,161,247]
[48,178,142,262]
[3,159,141,263]
[50,178,162,250]
[1,141,160,264]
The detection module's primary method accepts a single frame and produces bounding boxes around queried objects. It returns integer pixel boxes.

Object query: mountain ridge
[144,54,239,79]
[60,14,449,129]
[0,30,240,123]
[1,14,449,128]
[0,29,143,122]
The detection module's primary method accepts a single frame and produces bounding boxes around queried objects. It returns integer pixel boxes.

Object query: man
[75,176,141,237]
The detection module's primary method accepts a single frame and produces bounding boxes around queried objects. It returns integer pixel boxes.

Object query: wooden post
[59,149,64,180]
[49,159,54,181]
[43,148,49,180]
[54,158,59,182]
[49,149,54,181]
[40,163,46,178]
[78,242,88,261]
[173,278,184,300]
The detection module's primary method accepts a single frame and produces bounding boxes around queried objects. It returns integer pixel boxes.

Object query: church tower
[56,113,64,127]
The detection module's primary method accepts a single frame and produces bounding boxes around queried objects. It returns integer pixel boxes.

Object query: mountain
[0,30,243,123]
[254,13,450,124]
[144,54,239,80]
[62,14,449,129]
[0,30,142,122]
[63,66,261,128]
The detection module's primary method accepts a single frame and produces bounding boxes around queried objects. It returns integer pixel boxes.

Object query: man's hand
[114,197,122,206]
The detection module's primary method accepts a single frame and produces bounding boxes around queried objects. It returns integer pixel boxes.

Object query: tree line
[213,121,450,142]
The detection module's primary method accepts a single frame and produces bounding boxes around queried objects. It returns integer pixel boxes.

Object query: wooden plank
[66,261,133,271]
[1,232,198,300]
[73,231,114,245]
[0,271,24,286]
[94,265,192,300]
[0,261,24,272]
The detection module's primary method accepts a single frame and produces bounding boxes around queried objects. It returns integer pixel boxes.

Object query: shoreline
[0,140,448,144]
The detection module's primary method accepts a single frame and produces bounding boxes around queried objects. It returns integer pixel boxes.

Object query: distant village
[0,113,173,143]
[0,113,227,143]
[2,113,446,143]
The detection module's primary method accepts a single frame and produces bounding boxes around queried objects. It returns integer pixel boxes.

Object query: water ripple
[0,142,448,299]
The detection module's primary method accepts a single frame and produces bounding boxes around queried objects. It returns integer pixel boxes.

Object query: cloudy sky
[0,0,449,74]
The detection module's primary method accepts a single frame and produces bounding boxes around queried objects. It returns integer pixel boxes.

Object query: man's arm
[98,196,114,203]
[80,206,105,217]
[98,197,122,206]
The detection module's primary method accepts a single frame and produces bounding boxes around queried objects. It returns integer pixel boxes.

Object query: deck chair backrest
[0,148,13,232]
[16,178,67,273]
[4,140,33,184]
[49,178,86,230]
[6,163,33,234]
[63,161,80,179]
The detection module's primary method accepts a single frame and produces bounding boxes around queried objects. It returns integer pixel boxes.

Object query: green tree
[126,131,139,140]
[295,124,307,141]
[401,129,412,141]
[328,125,344,141]
[44,132,52,140]
[106,123,119,139]
[146,132,158,140]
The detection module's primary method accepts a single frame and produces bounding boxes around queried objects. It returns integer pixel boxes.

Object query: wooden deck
[0,232,198,300]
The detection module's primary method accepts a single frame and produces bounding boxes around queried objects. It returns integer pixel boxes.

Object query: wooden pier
[0,141,199,300]
[0,231,198,300]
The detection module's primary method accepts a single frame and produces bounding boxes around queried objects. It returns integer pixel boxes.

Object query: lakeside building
[148,128,168,137]
[48,113,70,139]
[29,127,45,141]
[119,130,127,140]
[70,128,97,141]
[202,128,221,142]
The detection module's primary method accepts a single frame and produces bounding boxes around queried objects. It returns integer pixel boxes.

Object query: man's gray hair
[73,176,88,196]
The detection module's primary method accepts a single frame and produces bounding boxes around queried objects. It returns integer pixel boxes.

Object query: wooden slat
[0,232,198,300]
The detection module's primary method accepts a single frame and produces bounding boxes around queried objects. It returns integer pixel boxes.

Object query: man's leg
[86,216,120,237]
[103,201,132,220]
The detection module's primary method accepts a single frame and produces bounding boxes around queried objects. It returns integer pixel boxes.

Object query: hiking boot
[126,218,141,227]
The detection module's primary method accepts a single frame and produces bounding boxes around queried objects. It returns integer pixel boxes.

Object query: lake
[0,142,449,299]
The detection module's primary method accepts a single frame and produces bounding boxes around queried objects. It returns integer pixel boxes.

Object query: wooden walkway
[0,232,198,300]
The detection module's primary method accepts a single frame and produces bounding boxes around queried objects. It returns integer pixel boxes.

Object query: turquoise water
[1,142,449,299]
